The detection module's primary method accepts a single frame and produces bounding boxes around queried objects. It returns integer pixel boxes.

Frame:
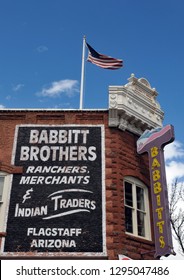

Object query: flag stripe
[88,54,122,63]
[88,54,123,69]
[88,55,122,68]
[86,42,123,70]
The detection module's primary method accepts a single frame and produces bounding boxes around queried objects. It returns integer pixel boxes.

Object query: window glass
[125,206,133,233]
[125,181,133,207]
[137,211,145,237]
[0,176,4,201]
[136,186,145,211]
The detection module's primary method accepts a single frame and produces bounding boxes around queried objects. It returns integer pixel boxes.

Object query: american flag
[86,42,123,70]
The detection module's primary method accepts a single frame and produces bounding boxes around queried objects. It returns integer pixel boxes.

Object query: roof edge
[0,108,108,113]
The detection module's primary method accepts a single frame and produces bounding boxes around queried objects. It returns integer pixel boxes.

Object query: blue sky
[0,0,184,257]
[0,0,184,138]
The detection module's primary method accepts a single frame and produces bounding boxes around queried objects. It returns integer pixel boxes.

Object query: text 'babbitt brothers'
[19,129,97,162]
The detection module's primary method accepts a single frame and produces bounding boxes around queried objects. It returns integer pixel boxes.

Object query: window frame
[0,172,12,232]
[124,176,151,240]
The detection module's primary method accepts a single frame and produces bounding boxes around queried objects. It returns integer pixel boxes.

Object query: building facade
[0,75,172,260]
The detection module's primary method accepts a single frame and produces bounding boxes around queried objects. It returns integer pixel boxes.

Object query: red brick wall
[105,127,155,259]
[0,110,155,259]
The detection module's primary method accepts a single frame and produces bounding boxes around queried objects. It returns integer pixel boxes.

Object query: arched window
[124,176,151,240]
[0,172,11,232]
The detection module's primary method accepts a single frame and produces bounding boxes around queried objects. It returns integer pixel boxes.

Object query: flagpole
[79,35,86,110]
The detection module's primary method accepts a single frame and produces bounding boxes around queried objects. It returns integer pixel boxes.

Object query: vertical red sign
[137,125,175,258]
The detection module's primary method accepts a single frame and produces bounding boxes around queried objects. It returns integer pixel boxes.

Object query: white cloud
[166,160,184,184]
[0,104,5,108]
[12,83,24,92]
[164,141,184,161]
[37,79,79,98]
[164,140,184,184]
[36,45,48,53]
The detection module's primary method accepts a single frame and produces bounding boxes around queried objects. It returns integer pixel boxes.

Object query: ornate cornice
[108,74,164,135]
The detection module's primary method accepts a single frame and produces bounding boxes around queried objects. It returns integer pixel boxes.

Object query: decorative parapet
[108,74,164,135]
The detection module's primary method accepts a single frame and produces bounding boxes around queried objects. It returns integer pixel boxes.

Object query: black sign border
[1,124,106,257]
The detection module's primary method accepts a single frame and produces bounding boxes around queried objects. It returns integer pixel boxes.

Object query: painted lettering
[20,145,97,162]
[156,194,161,206]
[151,157,161,169]
[153,182,162,194]
[151,146,159,157]
[29,129,89,144]
[159,236,166,248]
[14,204,48,217]
[30,239,76,248]
[152,169,161,181]
[156,207,163,219]
[51,196,96,211]
[27,227,82,237]
[156,221,165,234]
[19,175,90,185]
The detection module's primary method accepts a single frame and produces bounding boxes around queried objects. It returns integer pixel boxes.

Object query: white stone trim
[109,74,164,135]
